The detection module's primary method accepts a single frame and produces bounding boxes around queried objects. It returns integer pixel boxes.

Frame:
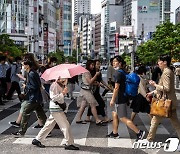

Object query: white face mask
[114,67,119,70]
[52,62,56,66]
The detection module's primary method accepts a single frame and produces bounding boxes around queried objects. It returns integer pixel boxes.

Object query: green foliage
[71,48,81,63]
[0,34,23,58]
[137,21,180,64]
[48,50,65,64]
[122,53,131,65]
[66,56,76,63]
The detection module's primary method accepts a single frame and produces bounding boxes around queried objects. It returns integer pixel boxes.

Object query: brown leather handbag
[150,93,172,118]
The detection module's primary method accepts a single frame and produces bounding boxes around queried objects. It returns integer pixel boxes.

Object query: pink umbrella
[41,64,89,81]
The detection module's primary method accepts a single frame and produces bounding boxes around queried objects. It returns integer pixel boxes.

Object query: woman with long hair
[86,59,112,123]
[76,60,104,125]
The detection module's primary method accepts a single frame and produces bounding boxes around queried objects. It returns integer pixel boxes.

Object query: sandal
[96,121,106,126]
[76,121,87,124]
[85,120,91,122]
[103,119,113,123]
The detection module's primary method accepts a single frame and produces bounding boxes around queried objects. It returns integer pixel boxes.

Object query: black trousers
[0,89,2,104]
[102,81,115,96]
[0,78,7,98]
[6,81,21,99]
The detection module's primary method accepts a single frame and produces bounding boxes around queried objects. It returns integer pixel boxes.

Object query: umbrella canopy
[41,64,89,81]
[173,62,180,66]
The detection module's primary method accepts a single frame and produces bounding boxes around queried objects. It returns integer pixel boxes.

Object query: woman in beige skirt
[76,60,105,125]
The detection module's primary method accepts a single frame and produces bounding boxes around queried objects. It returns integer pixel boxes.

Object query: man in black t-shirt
[107,56,145,141]
[113,70,127,105]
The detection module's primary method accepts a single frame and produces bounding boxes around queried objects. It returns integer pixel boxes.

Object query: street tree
[48,49,65,64]
[137,22,180,64]
[0,34,23,57]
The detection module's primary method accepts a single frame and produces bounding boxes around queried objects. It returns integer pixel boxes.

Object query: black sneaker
[136,130,145,141]
[11,131,24,136]
[106,131,120,139]
[32,139,45,148]
[65,145,79,150]
[71,97,75,100]
[9,121,20,128]
[33,124,43,129]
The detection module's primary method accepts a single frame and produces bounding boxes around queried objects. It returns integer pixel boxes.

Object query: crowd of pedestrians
[0,53,180,151]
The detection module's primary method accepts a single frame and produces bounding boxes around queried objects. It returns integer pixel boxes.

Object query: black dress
[130,93,150,114]
[130,75,150,114]
[87,72,106,117]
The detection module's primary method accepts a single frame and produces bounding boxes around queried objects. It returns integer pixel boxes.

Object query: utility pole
[162,0,164,24]
[76,45,79,64]
[141,23,144,43]
[131,38,136,72]
[68,43,70,56]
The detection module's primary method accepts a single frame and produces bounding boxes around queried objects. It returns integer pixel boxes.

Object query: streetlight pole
[162,0,164,24]
[68,43,70,56]
[131,38,136,72]
[76,45,79,64]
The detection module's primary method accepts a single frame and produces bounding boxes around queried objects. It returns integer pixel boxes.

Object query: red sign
[115,33,119,49]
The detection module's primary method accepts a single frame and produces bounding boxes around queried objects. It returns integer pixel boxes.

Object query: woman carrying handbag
[146,54,180,142]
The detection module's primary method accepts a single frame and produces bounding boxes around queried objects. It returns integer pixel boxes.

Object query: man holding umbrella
[31,63,87,150]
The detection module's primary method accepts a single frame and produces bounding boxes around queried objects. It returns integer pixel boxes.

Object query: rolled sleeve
[155,72,170,92]
[50,82,64,104]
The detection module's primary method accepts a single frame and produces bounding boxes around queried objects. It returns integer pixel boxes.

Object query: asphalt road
[0,71,180,154]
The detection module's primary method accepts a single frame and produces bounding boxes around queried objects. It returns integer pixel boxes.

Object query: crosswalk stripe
[106,98,133,148]
[0,110,19,134]
[13,138,34,144]
[61,108,90,146]
[138,113,170,135]
[0,100,19,111]
[25,111,50,137]
[0,96,179,151]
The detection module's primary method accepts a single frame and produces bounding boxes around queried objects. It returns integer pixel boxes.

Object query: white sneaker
[137,139,149,143]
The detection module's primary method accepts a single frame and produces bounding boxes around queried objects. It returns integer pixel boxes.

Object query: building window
[64,14,71,20]
[64,31,72,37]
[64,40,71,46]
[64,5,71,11]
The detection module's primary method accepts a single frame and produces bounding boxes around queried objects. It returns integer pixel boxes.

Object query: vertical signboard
[43,23,48,54]
[115,33,119,48]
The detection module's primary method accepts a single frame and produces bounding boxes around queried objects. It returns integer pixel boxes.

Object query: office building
[94,13,101,56]
[101,0,123,58]
[74,0,91,24]
[175,6,180,24]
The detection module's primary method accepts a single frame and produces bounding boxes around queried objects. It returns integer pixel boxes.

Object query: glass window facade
[64,5,71,11]
[64,14,71,20]
[0,0,28,33]
[64,40,71,46]
[64,31,71,37]
[63,0,72,56]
